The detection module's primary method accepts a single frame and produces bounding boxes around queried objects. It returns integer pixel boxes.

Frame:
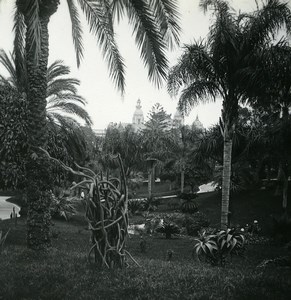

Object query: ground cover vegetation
[1,0,291,299]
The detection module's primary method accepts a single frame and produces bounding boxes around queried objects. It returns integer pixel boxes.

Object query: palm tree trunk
[221,133,233,229]
[180,170,185,193]
[148,167,153,199]
[21,1,60,250]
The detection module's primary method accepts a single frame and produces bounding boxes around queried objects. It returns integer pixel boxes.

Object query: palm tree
[168,0,291,229]
[1,0,180,249]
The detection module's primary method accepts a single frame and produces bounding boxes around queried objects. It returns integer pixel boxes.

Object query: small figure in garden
[252,220,261,234]
[166,249,174,261]
[10,207,17,226]
[139,235,147,253]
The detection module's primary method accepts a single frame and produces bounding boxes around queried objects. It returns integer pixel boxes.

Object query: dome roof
[193,115,204,130]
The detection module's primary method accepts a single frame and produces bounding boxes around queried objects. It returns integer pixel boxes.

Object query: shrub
[184,212,210,236]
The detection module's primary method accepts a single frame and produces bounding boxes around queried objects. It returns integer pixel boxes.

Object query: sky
[0,0,264,130]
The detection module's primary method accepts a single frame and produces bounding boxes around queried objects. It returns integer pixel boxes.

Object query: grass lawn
[0,187,291,299]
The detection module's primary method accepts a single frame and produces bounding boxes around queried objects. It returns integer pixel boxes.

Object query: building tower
[192,115,204,131]
[132,99,145,131]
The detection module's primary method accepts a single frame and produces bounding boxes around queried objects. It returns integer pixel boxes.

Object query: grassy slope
[0,187,291,299]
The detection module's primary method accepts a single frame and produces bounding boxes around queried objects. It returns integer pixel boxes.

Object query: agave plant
[216,228,246,258]
[193,230,218,263]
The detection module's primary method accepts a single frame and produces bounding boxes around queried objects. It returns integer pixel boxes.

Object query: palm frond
[46,78,80,97]
[47,101,92,125]
[13,6,27,89]
[0,50,18,87]
[178,81,219,115]
[66,0,84,67]
[167,41,218,97]
[48,112,81,129]
[77,0,125,92]
[149,0,181,49]
[125,0,168,87]
[47,60,71,83]
[245,0,291,50]
[21,0,41,64]
[48,93,87,105]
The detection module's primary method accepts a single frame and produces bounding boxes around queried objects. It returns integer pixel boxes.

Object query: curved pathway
[0,197,20,220]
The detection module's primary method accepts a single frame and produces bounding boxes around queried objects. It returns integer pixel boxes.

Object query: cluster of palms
[168,0,291,228]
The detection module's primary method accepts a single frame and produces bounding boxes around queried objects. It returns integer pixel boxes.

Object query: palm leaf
[77,0,125,92]
[118,0,169,87]
[46,60,71,83]
[67,0,84,67]
[149,0,181,49]
[46,78,80,96]
[21,0,41,64]
[0,50,18,87]
[13,7,27,89]
[47,101,92,125]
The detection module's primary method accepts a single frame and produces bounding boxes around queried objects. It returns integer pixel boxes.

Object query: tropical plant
[168,0,291,229]
[1,0,180,250]
[156,220,180,239]
[180,198,198,214]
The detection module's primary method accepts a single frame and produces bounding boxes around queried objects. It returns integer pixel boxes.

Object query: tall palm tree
[168,0,291,229]
[3,0,180,249]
